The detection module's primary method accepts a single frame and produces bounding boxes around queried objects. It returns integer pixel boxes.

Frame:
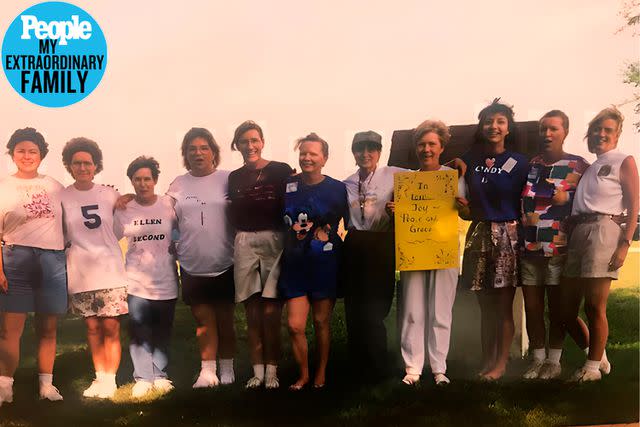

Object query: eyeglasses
[71,160,94,168]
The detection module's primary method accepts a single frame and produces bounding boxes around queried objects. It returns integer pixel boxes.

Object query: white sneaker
[97,382,117,399]
[131,381,154,398]
[600,358,611,375]
[538,362,561,380]
[39,383,63,401]
[83,380,103,398]
[245,376,263,389]
[192,370,219,388]
[153,378,174,394]
[0,382,14,404]
[264,375,280,390]
[569,367,602,383]
[523,359,545,379]
[434,373,450,386]
[401,374,420,385]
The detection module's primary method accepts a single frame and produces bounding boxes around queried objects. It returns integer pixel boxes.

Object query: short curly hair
[61,137,104,175]
[7,127,49,158]
[294,132,329,158]
[180,127,220,170]
[413,119,451,148]
[126,156,160,181]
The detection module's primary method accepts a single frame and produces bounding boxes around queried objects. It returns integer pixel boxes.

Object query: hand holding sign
[394,170,459,271]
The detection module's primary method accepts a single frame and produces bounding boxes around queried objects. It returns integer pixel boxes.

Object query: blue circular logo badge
[2,2,107,108]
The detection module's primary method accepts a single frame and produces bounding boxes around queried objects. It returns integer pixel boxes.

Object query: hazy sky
[1,0,638,192]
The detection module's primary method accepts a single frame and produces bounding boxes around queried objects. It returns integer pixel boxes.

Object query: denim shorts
[0,244,68,314]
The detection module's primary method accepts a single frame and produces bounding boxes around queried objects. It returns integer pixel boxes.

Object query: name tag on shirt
[286,182,298,193]
[502,157,517,173]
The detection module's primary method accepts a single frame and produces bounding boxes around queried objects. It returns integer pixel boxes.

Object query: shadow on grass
[1,288,637,427]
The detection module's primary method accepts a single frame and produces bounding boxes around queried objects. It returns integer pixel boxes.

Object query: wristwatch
[620,238,632,247]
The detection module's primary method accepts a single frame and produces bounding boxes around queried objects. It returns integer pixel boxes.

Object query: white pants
[399,268,458,375]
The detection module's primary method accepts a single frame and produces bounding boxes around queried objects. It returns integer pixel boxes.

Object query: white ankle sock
[201,360,216,373]
[265,364,277,378]
[584,359,600,372]
[95,371,106,381]
[219,359,234,373]
[38,373,53,385]
[103,373,117,385]
[547,349,562,364]
[252,364,265,380]
[584,347,608,362]
[0,376,14,386]
[532,348,545,362]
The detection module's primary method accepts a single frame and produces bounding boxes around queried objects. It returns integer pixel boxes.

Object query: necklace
[358,167,376,222]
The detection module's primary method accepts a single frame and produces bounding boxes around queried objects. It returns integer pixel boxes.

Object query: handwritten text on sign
[394,170,459,271]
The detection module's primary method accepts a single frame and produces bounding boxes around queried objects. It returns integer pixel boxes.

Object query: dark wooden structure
[387,121,540,169]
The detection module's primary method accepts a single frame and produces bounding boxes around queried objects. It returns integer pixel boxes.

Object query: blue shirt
[278,175,349,299]
[462,149,528,222]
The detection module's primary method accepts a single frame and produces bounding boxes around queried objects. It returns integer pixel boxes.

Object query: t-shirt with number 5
[61,184,127,294]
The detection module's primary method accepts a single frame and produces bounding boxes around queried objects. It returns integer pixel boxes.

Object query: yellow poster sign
[394,170,459,271]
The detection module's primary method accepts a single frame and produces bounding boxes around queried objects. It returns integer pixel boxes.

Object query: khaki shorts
[564,216,623,279]
[521,255,566,286]
[234,230,283,302]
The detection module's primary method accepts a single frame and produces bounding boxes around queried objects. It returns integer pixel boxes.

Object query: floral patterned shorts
[69,287,129,317]
[461,221,521,291]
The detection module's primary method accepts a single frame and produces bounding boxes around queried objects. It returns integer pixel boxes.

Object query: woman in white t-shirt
[0,128,67,404]
[60,138,128,399]
[166,128,236,388]
[387,120,469,386]
[114,157,178,398]
[563,107,639,382]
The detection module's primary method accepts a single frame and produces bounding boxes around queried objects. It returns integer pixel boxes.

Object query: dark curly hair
[180,127,220,170]
[7,127,49,158]
[474,98,518,147]
[126,156,160,181]
[61,137,104,175]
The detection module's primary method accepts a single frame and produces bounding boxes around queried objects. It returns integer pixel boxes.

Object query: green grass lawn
[1,285,638,427]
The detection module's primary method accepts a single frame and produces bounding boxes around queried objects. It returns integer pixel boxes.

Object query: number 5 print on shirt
[81,205,102,229]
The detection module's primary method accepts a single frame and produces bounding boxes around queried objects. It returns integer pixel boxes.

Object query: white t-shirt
[61,184,127,294]
[0,174,64,250]
[166,170,235,276]
[573,149,630,215]
[344,166,407,232]
[114,196,178,300]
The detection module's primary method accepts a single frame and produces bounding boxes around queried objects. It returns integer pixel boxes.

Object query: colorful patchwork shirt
[521,153,589,256]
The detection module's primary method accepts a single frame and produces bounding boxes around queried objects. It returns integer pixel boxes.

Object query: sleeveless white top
[572,149,630,215]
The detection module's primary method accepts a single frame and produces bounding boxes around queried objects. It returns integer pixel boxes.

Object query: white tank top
[572,149,630,215]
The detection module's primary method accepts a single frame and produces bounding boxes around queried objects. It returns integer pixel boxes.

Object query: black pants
[342,230,396,380]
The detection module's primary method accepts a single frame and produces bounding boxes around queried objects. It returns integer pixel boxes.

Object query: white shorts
[521,255,566,286]
[233,230,284,302]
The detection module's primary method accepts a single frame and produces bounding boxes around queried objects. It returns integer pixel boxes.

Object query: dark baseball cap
[352,130,382,151]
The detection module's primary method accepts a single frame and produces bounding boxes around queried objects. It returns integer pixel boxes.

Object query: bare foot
[481,367,506,381]
[289,377,308,391]
[313,374,325,388]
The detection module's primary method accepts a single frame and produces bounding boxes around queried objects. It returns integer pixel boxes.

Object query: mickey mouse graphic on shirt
[284,209,332,247]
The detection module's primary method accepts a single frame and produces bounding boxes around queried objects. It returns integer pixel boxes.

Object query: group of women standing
[0,101,636,406]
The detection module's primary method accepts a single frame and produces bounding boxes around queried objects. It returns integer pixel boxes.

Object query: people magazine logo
[2,2,107,108]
